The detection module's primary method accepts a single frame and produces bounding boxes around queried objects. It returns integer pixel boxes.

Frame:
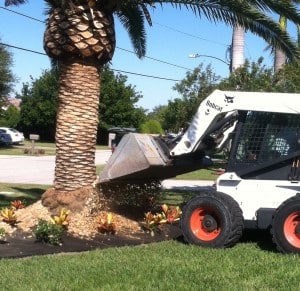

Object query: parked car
[0,129,12,146]
[108,127,137,153]
[0,127,24,144]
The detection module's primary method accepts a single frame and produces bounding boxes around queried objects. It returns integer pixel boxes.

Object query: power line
[113,69,180,81]
[116,47,190,71]
[0,6,44,23]
[0,42,46,56]
[154,21,229,47]
[0,42,181,82]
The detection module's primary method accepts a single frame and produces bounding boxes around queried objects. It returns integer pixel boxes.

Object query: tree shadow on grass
[0,187,44,208]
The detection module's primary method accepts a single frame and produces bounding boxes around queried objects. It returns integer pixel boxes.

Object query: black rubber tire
[271,195,300,254]
[180,191,244,248]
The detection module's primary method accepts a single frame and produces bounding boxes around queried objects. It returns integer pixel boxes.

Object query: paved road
[0,150,214,188]
[0,150,112,185]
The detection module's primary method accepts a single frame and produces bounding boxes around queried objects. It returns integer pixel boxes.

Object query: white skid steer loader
[100,90,300,254]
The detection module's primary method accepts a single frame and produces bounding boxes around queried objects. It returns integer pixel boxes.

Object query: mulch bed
[0,224,183,259]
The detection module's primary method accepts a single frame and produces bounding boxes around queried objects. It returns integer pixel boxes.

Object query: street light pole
[189,53,229,66]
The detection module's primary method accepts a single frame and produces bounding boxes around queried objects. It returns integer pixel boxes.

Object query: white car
[0,127,24,144]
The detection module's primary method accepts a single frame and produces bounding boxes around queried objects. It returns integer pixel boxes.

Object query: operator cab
[226,111,300,181]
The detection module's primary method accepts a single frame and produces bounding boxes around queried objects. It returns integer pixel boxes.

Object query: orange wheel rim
[190,207,221,241]
[283,211,300,248]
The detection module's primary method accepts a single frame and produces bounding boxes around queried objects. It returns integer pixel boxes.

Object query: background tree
[0,42,16,117]
[147,105,167,123]
[139,119,164,134]
[18,69,59,141]
[162,64,220,132]
[0,43,15,97]
[219,58,300,92]
[17,66,145,143]
[98,66,146,143]
[269,62,300,92]
[0,105,20,128]
[219,57,275,91]
[158,59,300,130]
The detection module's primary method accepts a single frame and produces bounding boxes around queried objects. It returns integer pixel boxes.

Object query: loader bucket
[99,133,210,183]
[99,133,170,182]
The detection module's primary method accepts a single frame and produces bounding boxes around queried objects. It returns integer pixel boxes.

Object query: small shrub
[1,207,17,225]
[96,213,116,234]
[23,148,30,154]
[139,119,164,134]
[50,208,70,228]
[161,204,182,223]
[143,204,182,236]
[37,149,45,155]
[11,200,25,210]
[23,148,45,155]
[144,211,165,236]
[33,219,64,245]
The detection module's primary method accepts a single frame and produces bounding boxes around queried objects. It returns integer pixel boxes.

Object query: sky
[0,2,297,111]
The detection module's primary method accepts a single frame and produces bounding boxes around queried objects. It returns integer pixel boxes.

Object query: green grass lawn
[175,165,224,181]
[0,183,49,208]
[0,239,299,290]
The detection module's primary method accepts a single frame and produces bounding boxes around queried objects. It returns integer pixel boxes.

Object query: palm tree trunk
[231,25,245,72]
[55,59,99,190]
[274,15,287,72]
[297,24,300,47]
[42,58,100,212]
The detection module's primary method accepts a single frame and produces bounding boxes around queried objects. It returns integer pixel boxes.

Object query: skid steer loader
[99,90,300,254]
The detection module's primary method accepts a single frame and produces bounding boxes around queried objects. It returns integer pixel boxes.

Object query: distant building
[1,97,21,110]
[9,98,21,108]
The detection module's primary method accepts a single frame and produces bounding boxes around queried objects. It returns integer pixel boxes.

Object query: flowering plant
[144,204,182,236]
[1,207,17,225]
[50,208,71,228]
[96,213,116,234]
[11,200,25,210]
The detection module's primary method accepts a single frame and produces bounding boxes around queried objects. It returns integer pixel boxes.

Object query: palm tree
[5,0,300,211]
[274,0,300,72]
[274,15,287,72]
[231,1,300,73]
[230,25,245,72]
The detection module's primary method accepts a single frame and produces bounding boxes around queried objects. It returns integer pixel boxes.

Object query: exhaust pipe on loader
[99,133,210,184]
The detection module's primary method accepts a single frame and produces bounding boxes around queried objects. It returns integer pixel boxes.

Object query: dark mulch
[0,225,183,259]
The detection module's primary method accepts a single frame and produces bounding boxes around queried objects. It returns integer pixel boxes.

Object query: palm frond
[4,0,27,6]
[247,0,300,25]
[151,0,299,60]
[43,0,69,9]
[116,4,147,58]
[139,2,153,25]
[228,4,298,60]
